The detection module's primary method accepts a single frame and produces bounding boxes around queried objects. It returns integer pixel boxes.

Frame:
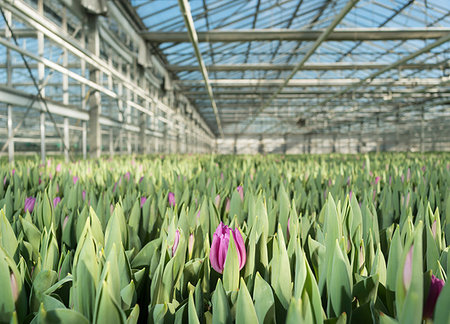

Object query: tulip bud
[73,176,79,185]
[53,197,61,208]
[24,197,36,213]
[236,186,244,202]
[172,229,180,257]
[209,222,246,274]
[215,194,221,208]
[140,197,147,208]
[56,164,61,172]
[403,245,413,290]
[225,198,230,213]
[287,217,290,241]
[10,272,18,302]
[423,275,445,318]
[188,233,195,258]
[62,215,69,231]
[82,190,86,201]
[168,192,176,207]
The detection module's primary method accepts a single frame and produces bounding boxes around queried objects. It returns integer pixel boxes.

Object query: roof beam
[237,0,360,135]
[176,77,446,87]
[141,27,450,42]
[177,0,223,137]
[168,62,447,72]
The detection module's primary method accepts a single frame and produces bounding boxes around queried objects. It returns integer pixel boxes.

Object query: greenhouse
[0,0,449,323]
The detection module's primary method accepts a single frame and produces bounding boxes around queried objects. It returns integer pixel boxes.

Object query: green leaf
[253,272,275,324]
[434,276,450,324]
[38,308,90,324]
[328,240,352,318]
[0,209,18,258]
[211,279,231,324]
[236,278,258,324]
[188,290,200,324]
[271,224,292,309]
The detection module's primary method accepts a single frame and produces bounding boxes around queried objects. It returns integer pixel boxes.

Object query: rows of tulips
[0,153,449,323]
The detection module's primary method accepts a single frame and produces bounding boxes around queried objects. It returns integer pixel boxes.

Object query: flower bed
[0,153,448,323]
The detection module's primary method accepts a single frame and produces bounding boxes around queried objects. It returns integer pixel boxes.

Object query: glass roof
[130,0,450,136]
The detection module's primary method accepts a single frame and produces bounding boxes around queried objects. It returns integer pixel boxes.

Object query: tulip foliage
[0,153,449,323]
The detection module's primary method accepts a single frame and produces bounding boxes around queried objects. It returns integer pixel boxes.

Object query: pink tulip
[403,246,413,290]
[423,275,445,318]
[56,164,61,173]
[140,197,147,208]
[188,233,195,257]
[431,220,437,238]
[215,194,221,208]
[125,172,131,181]
[375,176,380,185]
[168,192,176,207]
[10,273,18,302]
[82,191,86,201]
[62,215,69,231]
[24,197,36,213]
[236,186,244,202]
[73,176,79,185]
[53,197,61,208]
[172,229,180,257]
[209,222,246,274]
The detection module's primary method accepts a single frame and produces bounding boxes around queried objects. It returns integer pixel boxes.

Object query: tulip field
[0,153,449,324]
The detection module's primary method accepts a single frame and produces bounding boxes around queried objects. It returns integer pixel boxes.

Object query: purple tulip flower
[168,192,176,207]
[423,275,445,318]
[82,190,86,201]
[24,197,36,213]
[53,197,61,208]
[209,222,246,274]
[172,229,180,257]
[140,197,147,208]
[375,176,380,185]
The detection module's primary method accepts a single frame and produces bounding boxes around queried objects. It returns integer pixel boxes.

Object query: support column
[40,113,45,163]
[109,127,114,156]
[80,28,87,160]
[420,107,425,153]
[5,10,13,163]
[64,118,69,162]
[82,121,87,159]
[7,106,14,163]
[139,112,146,154]
[38,0,45,163]
[87,14,101,158]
